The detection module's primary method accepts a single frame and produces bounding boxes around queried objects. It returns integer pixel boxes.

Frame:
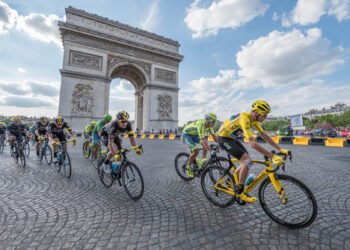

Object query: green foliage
[304,111,350,129]
[262,120,289,131]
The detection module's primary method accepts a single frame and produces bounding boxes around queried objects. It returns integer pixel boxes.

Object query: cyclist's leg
[183,134,200,165]
[35,134,41,155]
[92,132,100,158]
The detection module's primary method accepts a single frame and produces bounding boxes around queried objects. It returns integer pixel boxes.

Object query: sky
[0,0,350,125]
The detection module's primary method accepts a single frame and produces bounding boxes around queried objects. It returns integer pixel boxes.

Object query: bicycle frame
[215,154,289,202]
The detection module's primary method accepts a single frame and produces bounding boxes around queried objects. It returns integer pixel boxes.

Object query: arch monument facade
[58,7,183,131]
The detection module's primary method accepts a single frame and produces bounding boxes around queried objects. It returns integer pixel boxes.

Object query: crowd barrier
[134,134,349,149]
[293,137,309,146]
[325,138,345,147]
[280,136,293,144]
[310,137,326,146]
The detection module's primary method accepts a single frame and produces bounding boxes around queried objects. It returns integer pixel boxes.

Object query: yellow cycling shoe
[186,165,194,178]
[239,193,257,203]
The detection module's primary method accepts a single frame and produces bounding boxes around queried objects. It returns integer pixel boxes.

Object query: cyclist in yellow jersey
[217,100,289,203]
[182,112,218,177]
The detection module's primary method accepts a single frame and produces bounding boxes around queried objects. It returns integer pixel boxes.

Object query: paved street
[0,139,349,249]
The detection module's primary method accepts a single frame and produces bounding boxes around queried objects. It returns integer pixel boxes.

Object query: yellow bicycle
[200,151,318,229]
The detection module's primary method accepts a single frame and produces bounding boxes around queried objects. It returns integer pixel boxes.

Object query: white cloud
[185,0,269,38]
[0,1,18,34]
[140,0,159,32]
[283,0,350,26]
[16,13,63,47]
[17,67,26,73]
[235,28,345,88]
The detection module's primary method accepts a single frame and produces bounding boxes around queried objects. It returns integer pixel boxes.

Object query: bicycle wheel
[63,153,72,178]
[174,152,194,181]
[18,147,26,168]
[23,141,30,157]
[99,163,114,188]
[201,165,236,208]
[0,140,4,153]
[44,145,52,165]
[83,141,90,159]
[121,162,144,200]
[259,174,318,229]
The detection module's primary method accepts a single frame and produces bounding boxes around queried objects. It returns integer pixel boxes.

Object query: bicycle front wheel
[18,147,26,168]
[201,165,236,208]
[63,153,72,178]
[174,152,194,181]
[44,146,52,165]
[121,162,144,201]
[259,174,317,229]
[24,142,30,157]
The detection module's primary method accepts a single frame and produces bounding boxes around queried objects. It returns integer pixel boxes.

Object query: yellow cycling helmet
[90,121,97,128]
[251,100,271,115]
[55,116,64,125]
[12,116,21,122]
[116,111,129,121]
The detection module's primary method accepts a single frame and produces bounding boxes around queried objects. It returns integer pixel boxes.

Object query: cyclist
[0,121,6,138]
[35,116,49,156]
[217,100,289,203]
[83,121,97,140]
[92,114,112,159]
[48,116,74,162]
[7,117,28,151]
[101,111,142,171]
[182,112,218,178]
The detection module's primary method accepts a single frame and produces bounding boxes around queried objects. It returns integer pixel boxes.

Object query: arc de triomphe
[58,7,183,131]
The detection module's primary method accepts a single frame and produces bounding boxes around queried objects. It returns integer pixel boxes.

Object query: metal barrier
[140,134,147,139]
[271,136,280,144]
[310,137,326,146]
[280,136,294,144]
[293,137,309,146]
[158,134,165,140]
[169,134,176,140]
[325,138,344,147]
[149,134,155,139]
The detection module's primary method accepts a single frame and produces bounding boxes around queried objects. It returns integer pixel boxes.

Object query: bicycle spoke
[122,162,144,200]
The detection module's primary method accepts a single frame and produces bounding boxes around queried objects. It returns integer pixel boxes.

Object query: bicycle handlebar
[265,150,292,173]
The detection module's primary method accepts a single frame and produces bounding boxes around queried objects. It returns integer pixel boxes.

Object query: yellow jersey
[218,112,264,139]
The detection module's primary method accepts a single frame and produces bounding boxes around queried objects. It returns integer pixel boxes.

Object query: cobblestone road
[0,139,349,249]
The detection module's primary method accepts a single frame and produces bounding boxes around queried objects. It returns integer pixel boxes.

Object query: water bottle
[111,161,120,173]
[244,173,256,186]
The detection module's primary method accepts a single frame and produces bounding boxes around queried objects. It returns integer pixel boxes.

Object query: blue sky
[0,0,350,125]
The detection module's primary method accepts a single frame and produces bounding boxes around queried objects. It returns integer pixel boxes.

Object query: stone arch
[58,6,183,131]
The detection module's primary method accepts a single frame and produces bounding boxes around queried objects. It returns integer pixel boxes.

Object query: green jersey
[182,119,214,139]
[92,120,106,134]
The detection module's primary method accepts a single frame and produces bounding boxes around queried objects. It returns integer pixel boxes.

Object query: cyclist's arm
[201,137,211,152]
[129,136,137,147]
[259,131,281,151]
[108,137,119,155]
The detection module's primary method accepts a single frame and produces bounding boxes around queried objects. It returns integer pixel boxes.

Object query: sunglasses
[120,120,128,124]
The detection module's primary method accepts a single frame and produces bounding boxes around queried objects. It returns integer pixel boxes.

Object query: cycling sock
[237,184,244,194]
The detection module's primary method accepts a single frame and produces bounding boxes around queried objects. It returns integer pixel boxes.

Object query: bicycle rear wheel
[259,174,317,229]
[201,165,236,208]
[121,162,144,200]
[174,152,194,181]
[63,153,72,178]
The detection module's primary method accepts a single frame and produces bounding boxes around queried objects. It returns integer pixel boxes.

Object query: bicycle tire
[99,163,114,188]
[18,147,26,168]
[63,153,72,178]
[0,140,4,153]
[121,162,144,201]
[174,152,194,181]
[83,141,90,159]
[25,141,30,157]
[201,164,236,208]
[44,145,52,165]
[259,174,318,229]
